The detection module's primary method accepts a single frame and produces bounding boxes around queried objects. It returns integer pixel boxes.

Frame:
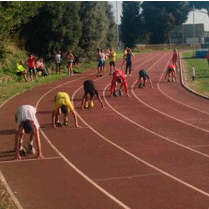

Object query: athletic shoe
[90,101,94,108]
[119,90,123,96]
[27,144,36,155]
[63,121,68,126]
[84,102,89,109]
[113,91,118,97]
[19,147,27,156]
[56,121,62,127]
[63,117,68,126]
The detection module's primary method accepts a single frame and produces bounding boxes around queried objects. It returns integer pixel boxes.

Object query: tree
[19,2,82,57]
[0,2,43,40]
[121,1,142,48]
[141,1,190,44]
[79,1,116,59]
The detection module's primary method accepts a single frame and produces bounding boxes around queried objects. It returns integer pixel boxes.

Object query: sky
[109,1,209,31]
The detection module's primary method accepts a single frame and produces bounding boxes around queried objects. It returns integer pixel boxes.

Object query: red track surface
[0,51,209,209]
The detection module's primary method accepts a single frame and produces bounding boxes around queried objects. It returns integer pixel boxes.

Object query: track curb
[179,52,209,100]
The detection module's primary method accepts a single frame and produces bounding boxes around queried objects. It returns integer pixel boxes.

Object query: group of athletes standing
[14,48,178,161]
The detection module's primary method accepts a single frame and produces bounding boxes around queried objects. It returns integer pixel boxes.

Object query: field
[182,51,209,97]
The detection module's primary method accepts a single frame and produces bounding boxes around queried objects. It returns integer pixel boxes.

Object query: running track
[0,51,209,209]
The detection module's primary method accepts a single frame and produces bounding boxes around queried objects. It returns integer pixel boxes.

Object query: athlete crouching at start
[52,92,79,128]
[81,80,104,109]
[164,64,177,82]
[110,68,130,97]
[15,105,43,161]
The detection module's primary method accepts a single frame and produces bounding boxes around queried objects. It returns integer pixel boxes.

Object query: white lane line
[157,55,209,116]
[36,70,132,208]
[131,57,209,134]
[35,72,96,108]
[0,170,23,209]
[39,130,130,209]
[94,172,162,182]
[104,66,209,160]
[102,83,209,198]
[0,156,62,164]
[0,72,96,209]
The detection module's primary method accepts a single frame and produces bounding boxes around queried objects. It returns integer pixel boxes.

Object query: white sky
[109,1,209,31]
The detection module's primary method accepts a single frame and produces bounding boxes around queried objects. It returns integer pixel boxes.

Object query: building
[168,24,205,45]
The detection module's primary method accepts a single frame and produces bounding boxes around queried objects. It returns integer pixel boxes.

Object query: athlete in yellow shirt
[16,61,28,83]
[52,92,79,128]
[108,47,116,75]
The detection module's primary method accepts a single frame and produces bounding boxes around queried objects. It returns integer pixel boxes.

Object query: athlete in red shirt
[110,69,130,97]
[164,64,177,82]
[27,55,37,81]
[171,49,177,66]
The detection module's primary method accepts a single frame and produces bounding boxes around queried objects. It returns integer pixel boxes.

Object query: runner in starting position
[110,68,130,97]
[81,80,104,109]
[15,105,43,161]
[136,69,153,88]
[52,92,79,128]
[164,64,177,82]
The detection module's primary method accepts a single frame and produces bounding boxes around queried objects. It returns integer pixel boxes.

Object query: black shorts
[126,61,132,68]
[84,80,98,97]
[109,61,115,67]
[29,68,36,76]
[139,70,148,80]
[16,72,22,76]
[168,68,173,73]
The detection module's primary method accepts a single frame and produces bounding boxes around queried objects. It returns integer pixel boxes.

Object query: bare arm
[96,94,104,109]
[81,94,86,109]
[15,127,22,161]
[52,111,56,128]
[34,129,43,159]
[71,110,79,128]
[148,78,153,88]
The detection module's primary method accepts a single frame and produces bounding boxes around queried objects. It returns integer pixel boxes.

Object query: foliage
[141,1,190,44]
[0,41,28,75]
[121,1,142,48]
[79,1,116,59]
[0,1,43,40]
[19,2,82,58]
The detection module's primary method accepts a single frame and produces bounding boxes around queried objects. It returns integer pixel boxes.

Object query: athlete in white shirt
[15,105,43,161]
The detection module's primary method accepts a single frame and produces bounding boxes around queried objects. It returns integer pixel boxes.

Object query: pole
[182,24,184,44]
[193,5,195,57]
[116,1,119,51]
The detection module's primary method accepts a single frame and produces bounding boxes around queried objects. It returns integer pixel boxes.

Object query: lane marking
[102,82,209,198]
[0,72,99,209]
[0,156,62,164]
[33,54,156,209]
[131,57,209,134]
[157,55,209,116]
[94,172,162,182]
[0,170,23,209]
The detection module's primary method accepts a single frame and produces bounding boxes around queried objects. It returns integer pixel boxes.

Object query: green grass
[181,51,209,97]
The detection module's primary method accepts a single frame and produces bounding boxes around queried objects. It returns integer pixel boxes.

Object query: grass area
[181,51,209,97]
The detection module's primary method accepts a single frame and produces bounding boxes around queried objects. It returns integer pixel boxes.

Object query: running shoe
[84,102,89,109]
[119,90,123,96]
[113,91,118,97]
[19,147,27,156]
[27,144,36,155]
[90,101,94,108]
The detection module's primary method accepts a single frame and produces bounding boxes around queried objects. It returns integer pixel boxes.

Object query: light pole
[116,1,119,51]
[193,5,195,57]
